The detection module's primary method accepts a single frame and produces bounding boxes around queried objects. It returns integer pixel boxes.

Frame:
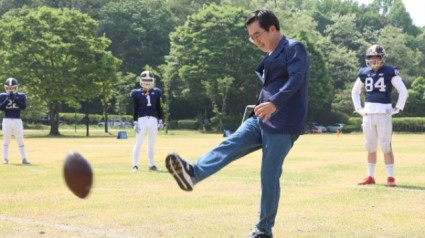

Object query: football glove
[355,108,366,116]
[8,92,15,100]
[133,121,140,133]
[388,107,400,116]
[158,119,164,130]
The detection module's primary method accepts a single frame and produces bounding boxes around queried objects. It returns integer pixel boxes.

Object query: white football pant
[362,114,392,153]
[2,118,27,160]
[132,116,158,167]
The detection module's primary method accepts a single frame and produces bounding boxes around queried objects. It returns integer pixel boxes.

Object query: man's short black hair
[245,9,280,32]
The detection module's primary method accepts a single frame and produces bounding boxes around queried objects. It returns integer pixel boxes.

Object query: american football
[63,151,93,199]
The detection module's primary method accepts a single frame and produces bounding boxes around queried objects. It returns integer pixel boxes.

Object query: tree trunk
[102,97,109,133]
[48,103,60,136]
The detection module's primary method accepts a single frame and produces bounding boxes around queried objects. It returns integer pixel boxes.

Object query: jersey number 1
[146,95,152,106]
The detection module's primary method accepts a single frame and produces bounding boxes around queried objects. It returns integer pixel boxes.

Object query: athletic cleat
[22,158,30,165]
[3,158,8,164]
[165,153,194,191]
[386,177,396,187]
[357,176,375,185]
[149,165,158,171]
[132,165,138,172]
[247,228,273,238]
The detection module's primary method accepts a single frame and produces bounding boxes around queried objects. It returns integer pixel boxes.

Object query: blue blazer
[254,36,309,134]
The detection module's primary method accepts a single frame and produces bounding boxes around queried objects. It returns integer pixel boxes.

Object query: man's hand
[8,92,15,100]
[133,121,140,133]
[355,108,366,116]
[254,101,276,123]
[389,107,400,116]
[158,119,164,130]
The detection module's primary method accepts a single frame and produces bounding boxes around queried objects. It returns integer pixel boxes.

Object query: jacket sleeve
[269,41,309,108]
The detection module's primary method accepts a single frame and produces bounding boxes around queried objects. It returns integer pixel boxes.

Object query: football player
[352,45,408,187]
[130,71,163,172]
[0,77,29,164]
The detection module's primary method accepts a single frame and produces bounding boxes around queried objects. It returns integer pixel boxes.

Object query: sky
[354,0,425,27]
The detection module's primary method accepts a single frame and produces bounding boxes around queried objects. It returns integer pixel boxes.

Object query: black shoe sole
[165,154,193,191]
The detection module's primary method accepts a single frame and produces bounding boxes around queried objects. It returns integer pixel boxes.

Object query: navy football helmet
[140,71,155,89]
[4,77,18,93]
[366,44,386,68]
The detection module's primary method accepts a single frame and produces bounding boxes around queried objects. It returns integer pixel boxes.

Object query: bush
[61,113,133,125]
[168,120,178,129]
[346,117,425,133]
[342,124,359,133]
[348,117,362,128]
[328,110,350,124]
[210,115,241,132]
[393,117,425,133]
[176,119,198,130]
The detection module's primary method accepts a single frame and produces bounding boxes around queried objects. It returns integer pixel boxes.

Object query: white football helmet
[140,71,155,89]
[4,77,18,94]
[366,44,386,68]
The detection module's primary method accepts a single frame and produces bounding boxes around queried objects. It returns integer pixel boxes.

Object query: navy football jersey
[130,88,163,121]
[357,65,399,104]
[0,92,27,118]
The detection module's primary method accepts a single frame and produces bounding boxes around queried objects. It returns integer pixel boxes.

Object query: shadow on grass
[151,169,169,174]
[5,163,38,167]
[25,133,119,138]
[394,185,425,191]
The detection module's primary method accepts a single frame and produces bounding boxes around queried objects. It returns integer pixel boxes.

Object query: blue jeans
[192,116,298,233]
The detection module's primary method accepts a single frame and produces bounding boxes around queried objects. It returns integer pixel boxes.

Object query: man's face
[247,20,274,53]
[5,85,16,94]
[368,55,383,71]
[140,78,153,90]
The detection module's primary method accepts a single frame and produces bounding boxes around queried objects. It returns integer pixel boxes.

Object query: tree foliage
[167,4,261,123]
[98,0,177,74]
[0,0,424,130]
[0,7,120,135]
[406,77,425,116]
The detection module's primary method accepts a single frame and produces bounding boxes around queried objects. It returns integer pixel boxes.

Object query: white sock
[367,163,376,177]
[3,145,8,160]
[19,146,27,160]
[386,164,394,177]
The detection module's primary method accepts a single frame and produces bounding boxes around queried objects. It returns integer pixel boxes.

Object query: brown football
[63,151,93,199]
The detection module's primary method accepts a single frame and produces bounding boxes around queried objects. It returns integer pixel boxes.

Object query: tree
[0,7,120,135]
[31,0,114,19]
[270,4,335,121]
[96,52,122,133]
[376,25,422,83]
[0,0,32,16]
[167,0,220,25]
[167,4,261,126]
[298,31,334,122]
[114,72,138,117]
[386,0,420,35]
[98,0,177,75]
[406,77,425,116]
[311,0,365,33]
[322,13,361,89]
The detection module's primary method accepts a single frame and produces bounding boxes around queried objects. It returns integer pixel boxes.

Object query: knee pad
[365,142,377,153]
[380,142,392,153]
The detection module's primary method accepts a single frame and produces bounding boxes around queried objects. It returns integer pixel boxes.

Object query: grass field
[0,129,424,238]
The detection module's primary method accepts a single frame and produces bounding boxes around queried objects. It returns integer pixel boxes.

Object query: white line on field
[0,214,136,238]
[214,176,425,192]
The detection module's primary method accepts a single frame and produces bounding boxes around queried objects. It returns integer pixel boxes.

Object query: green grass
[0,130,424,237]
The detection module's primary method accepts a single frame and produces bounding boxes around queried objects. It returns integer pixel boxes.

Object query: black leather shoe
[247,228,273,238]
